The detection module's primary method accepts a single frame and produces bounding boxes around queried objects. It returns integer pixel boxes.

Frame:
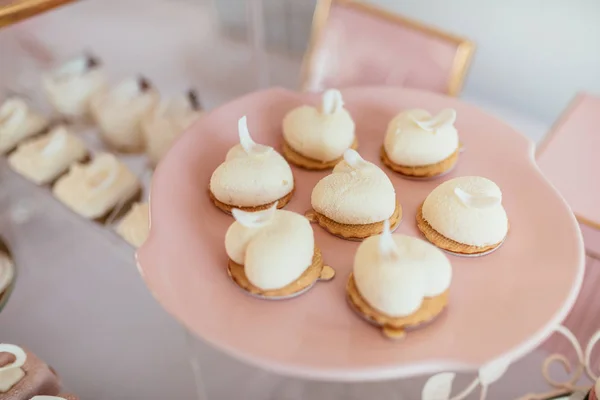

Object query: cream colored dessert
[32,396,79,400]
[0,251,14,297]
[308,149,401,240]
[116,202,149,248]
[42,54,107,118]
[142,90,203,167]
[209,116,294,213]
[225,205,334,298]
[418,176,509,255]
[0,98,49,154]
[282,89,355,168]
[0,344,61,398]
[8,126,88,185]
[382,109,459,177]
[53,153,141,221]
[91,77,160,152]
[347,221,452,338]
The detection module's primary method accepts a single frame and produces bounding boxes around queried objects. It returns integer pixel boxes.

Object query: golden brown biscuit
[380,146,459,178]
[346,273,448,339]
[282,137,358,171]
[209,188,294,215]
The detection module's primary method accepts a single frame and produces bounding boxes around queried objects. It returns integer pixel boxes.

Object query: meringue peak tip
[378,220,399,258]
[321,88,344,115]
[454,187,501,209]
[411,108,457,132]
[232,203,277,228]
[343,149,364,167]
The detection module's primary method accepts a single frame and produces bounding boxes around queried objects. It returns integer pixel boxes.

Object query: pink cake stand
[137,87,585,383]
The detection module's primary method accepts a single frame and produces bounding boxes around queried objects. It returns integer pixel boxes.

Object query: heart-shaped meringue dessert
[209,116,294,214]
[142,89,203,167]
[307,149,401,240]
[42,54,107,119]
[417,176,509,256]
[282,89,356,170]
[381,108,460,178]
[225,205,335,299]
[0,98,49,154]
[90,76,160,153]
[347,220,452,339]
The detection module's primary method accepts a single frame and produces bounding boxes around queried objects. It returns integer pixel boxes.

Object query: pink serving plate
[137,87,585,381]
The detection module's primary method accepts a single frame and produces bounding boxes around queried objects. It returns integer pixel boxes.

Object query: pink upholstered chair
[301,0,475,96]
[537,93,600,367]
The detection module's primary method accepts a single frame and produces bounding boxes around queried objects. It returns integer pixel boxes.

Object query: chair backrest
[301,0,475,96]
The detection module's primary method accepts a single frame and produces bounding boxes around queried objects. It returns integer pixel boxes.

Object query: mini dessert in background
[53,153,141,223]
[282,89,356,170]
[307,149,401,240]
[0,98,49,154]
[225,205,335,299]
[8,125,88,185]
[116,202,149,248]
[209,116,294,214]
[31,395,79,400]
[0,251,14,303]
[347,221,452,339]
[0,343,62,399]
[42,54,107,119]
[381,109,459,178]
[91,76,159,153]
[142,89,203,167]
[417,176,509,256]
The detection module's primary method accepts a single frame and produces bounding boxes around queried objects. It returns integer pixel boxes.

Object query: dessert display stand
[138,87,589,400]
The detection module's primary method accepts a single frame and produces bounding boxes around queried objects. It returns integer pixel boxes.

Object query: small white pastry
[282,89,355,168]
[353,222,452,317]
[91,77,159,152]
[42,54,107,118]
[116,202,149,248]
[53,153,141,220]
[419,176,509,254]
[382,109,459,177]
[8,125,88,185]
[225,206,315,291]
[142,90,202,167]
[0,98,49,154]
[0,344,26,393]
[0,251,14,297]
[309,149,400,240]
[209,116,294,213]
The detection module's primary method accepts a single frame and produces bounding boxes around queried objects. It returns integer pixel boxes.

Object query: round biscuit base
[209,188,294,215]
[306,201,402,241]
[416,204,504,255]
[380,146,459,178]
[282,137,359,171]
[227,247,335,300]
[346,274,449,339]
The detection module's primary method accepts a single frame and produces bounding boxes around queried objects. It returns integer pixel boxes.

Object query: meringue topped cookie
[282,89,356,170]
[42,54,107,118]
[91,76,159,153]
[0,343,61,398]
[32,396,79,400]
[209,116,294,214]
[0,98,49,154]
[116,202,149,248]
[8,125,89,185]
[142,89,203,167]
[382,109,460,178]
[347,221,452,339]
[53,153,141,222]
[308,149,401,240]
[417,176,509,256]
[225,205,334,299]
[0,251,14,299]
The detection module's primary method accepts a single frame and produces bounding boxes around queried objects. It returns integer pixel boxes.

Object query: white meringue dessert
[8,125,88,185]
[282,89,356,169]
[209,116,294,214]
[417,176,509,255]
[116,202,149,248]
[382,109,460,178]
[91,77,159,153]
[53,153,141,221]
[0,98,49,154]
[42,54,107,118]
[308,149,401,240]
[348,220,452,339]
[225,205,334,298]
[142,90,203,167]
